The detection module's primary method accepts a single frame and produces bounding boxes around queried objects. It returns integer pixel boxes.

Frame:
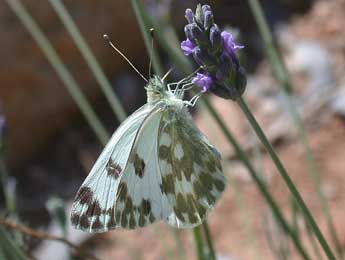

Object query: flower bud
[192,73,214,92]
[235,66,247,96]
[185,9,194,23]
[202,5,212,15]
[215,54,232,82]
[210,24,222,52]
[193,47,216,69]
[190,23,206,44]
[184,24,197,44]
[203,11,214,30]
[194,4,204,27]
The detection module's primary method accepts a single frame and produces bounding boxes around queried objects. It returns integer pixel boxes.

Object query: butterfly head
[146,75,173,104]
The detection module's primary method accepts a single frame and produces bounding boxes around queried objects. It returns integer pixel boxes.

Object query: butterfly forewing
[158,108,226,228]
[70,104,155,232]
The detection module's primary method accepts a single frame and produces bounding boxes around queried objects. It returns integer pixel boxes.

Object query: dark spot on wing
[75,187,94,205]
[141,199,151,216]
[106,207,117,229]
[129,213,136,229]
[117,182,128,201]
[106,160,122,179]
[161,174,175,194]
[70,213,80,226]
[79,214,90,229]
[134,154,145,178]
[91,217,104,230]
[158,145,169,160]
[86,200,102,217]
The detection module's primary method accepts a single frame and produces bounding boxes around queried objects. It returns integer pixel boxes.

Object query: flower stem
[49,0,127,122]
[247,0,293,94]
[248,0,342,256]
[236,96,336,260]
[193,227,206,260]
[6,0,109,145]
[202,222,216,260]
[201,97,311,260]
[130,0,164,78]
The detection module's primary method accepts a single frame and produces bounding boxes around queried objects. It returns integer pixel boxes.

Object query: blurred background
[0,0,345,259]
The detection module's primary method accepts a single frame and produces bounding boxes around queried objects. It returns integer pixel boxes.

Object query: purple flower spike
[192,73,213,92]
[221,31,244,56]
[181,39,196,56]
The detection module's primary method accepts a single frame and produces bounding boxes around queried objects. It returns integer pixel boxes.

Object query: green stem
[286,93,343,258]
[248,0,342,256]
[236,96,336,260]
[0,228,27,260]
[49,0,127,122]
[201,97,311,260]
[130,0,164,77]
[247,0,292,94]
[193,227,206,260]
[202,222,216,260]
[305,219,323,260]
[6,0,109,145]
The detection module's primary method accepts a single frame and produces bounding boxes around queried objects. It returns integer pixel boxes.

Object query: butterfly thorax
[146,76,184,111]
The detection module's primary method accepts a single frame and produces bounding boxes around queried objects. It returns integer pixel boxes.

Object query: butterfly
[70,74,226,232]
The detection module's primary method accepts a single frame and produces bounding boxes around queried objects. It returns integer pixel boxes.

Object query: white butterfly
[70,75,226,232]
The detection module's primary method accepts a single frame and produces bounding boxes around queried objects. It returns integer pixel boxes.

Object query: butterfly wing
[158,108,226,228]
[114,105,226,229]
[70,104,157,232]
[114,104,174,228]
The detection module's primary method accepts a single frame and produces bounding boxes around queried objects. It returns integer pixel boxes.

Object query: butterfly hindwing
[114,105,173,228]
[158,108,226,228]
[70,104,155,232]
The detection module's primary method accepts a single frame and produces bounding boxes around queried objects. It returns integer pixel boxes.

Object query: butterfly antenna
[148,28,155,79]
[103,34,148,82]
[162,67,174,81]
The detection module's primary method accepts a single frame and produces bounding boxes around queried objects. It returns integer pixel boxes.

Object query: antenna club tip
[103,34,110,40]
[150,28,155,36]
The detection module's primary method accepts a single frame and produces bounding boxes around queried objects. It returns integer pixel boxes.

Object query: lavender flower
[181,39,196,55]
[192,73,214,92]
[185,8,194,23]
[221,31,244,62]
[181,4,246,100]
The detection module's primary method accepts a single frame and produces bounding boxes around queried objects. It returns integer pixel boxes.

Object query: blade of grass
[6,0,109,145]
[0,228,27,260]
[247,0,342,257]
[201,96,311,260]
[246,0,292,94]
[202,222,216,260]
[48,0,127,122]
[236,96,336,260]
[193,226,206,260]
[130,0,164,78]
